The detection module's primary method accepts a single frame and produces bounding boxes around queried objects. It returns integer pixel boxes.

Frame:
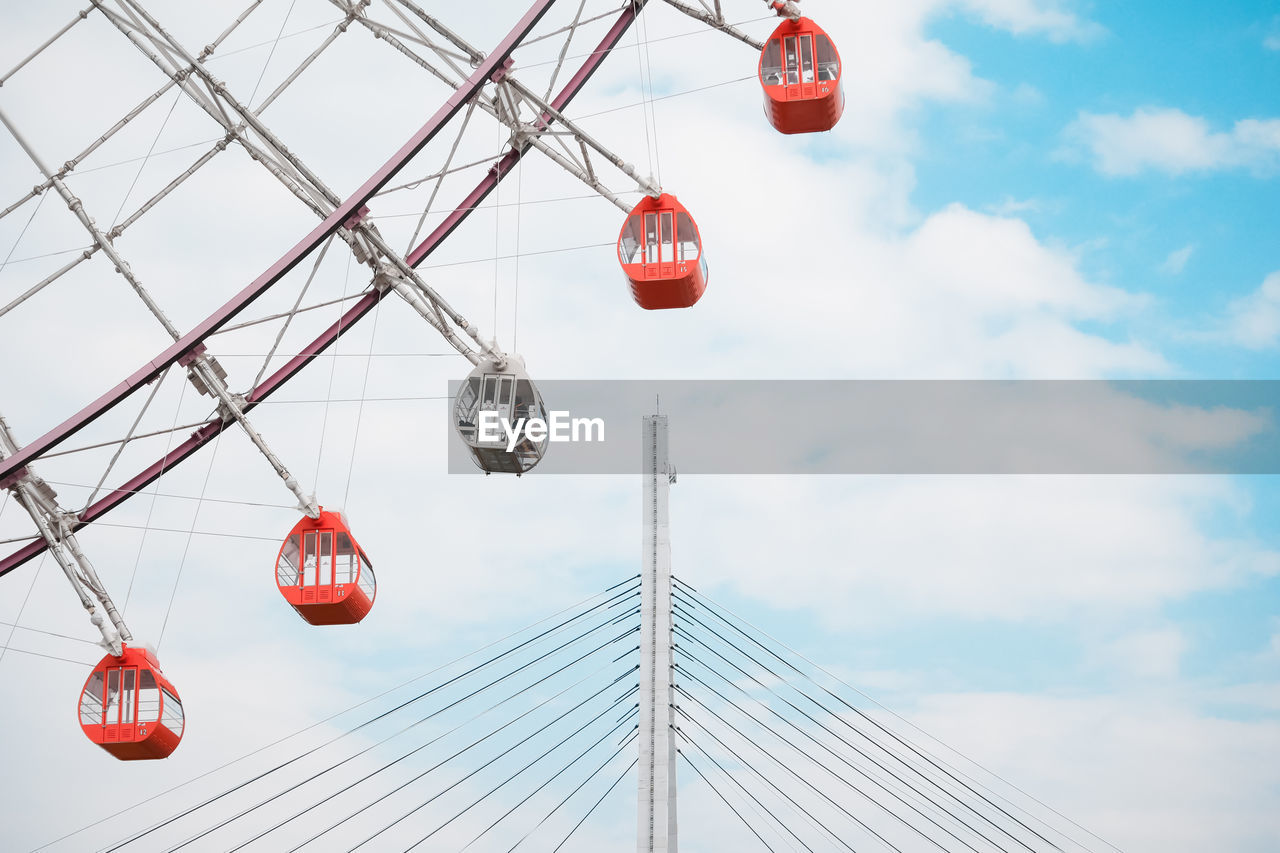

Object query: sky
[0,0,1278,851]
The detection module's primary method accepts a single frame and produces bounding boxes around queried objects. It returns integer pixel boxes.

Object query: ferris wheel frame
[0,0,666,579]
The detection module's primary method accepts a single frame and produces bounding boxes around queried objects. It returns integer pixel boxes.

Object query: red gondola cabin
[617,193,708,310]
[79,644,184,760]
[758,17,844,134]
[275,509,376,625]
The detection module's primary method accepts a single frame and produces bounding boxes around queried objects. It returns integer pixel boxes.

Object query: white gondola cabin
[454,355,548,474]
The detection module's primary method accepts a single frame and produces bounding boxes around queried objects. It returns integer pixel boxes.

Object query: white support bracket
[766,0,804,22]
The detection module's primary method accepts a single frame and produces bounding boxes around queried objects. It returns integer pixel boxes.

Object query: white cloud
[908,691,1280,853]
[1235,116,1280,155]
[1009,80,1047,106]
[683,477,1278,630]
[1265,18,1280,52]
[952,0,1105,43]
[904,204,1136,319]
[1218,271,1280,350]
[1067,107,1280,176]
[1097,627,1188,679]
[986,195,1043,215]
[1160,244,1195,275]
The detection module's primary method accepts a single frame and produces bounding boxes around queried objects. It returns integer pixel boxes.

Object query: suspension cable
[675,608,1012,852]
[546,754,638,853]
[155,427,223,650]
[676,633,986,853]
[679,744,779,852]
[213,646,638,851]
[676,685,896,853]
[99,580,639,852]
[676,725,810,852]
[344,629,640,850]
[42,579,637,852]
[506,730,638,852]
[399,691,641,851]
[674,579,1078,852]
[457,701,640,850]
[204,660,638,852]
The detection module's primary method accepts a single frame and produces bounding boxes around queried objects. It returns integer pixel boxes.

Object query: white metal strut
[0,412,131,654]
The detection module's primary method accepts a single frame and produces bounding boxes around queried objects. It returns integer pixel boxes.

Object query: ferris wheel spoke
[80,364,174,513]
[367,3,473,77]
[515,4,626,51]
[0,6,93,87]
[401,0,652,275]
[0,411,133,655]
[378,0,477,72]
[386,0,486,65]
[35,419,212,464]
[394,102,484,253]
[338,2,466,90]
[125,139,237,240]
[1,0,565,581]
[0,137,232,323]
[1,102,328,521]
[213,292,365,336]
[100,0,510,363]
[507,76,662,197]
[390,0,662,269]
[252,15,355,116]
[97,0,349,219]
[539,0,590,101]
[0,105,183,341]
[249,235,339,394]
[0,287,381,580]
[661,0,765,49]
[513,121,638,212]
[377,152,507,203]
[0,80,178,225]
[0,0,268,227]
[99,5,226,119]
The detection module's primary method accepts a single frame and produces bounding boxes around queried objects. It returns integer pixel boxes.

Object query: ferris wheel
[0,0,845,761]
